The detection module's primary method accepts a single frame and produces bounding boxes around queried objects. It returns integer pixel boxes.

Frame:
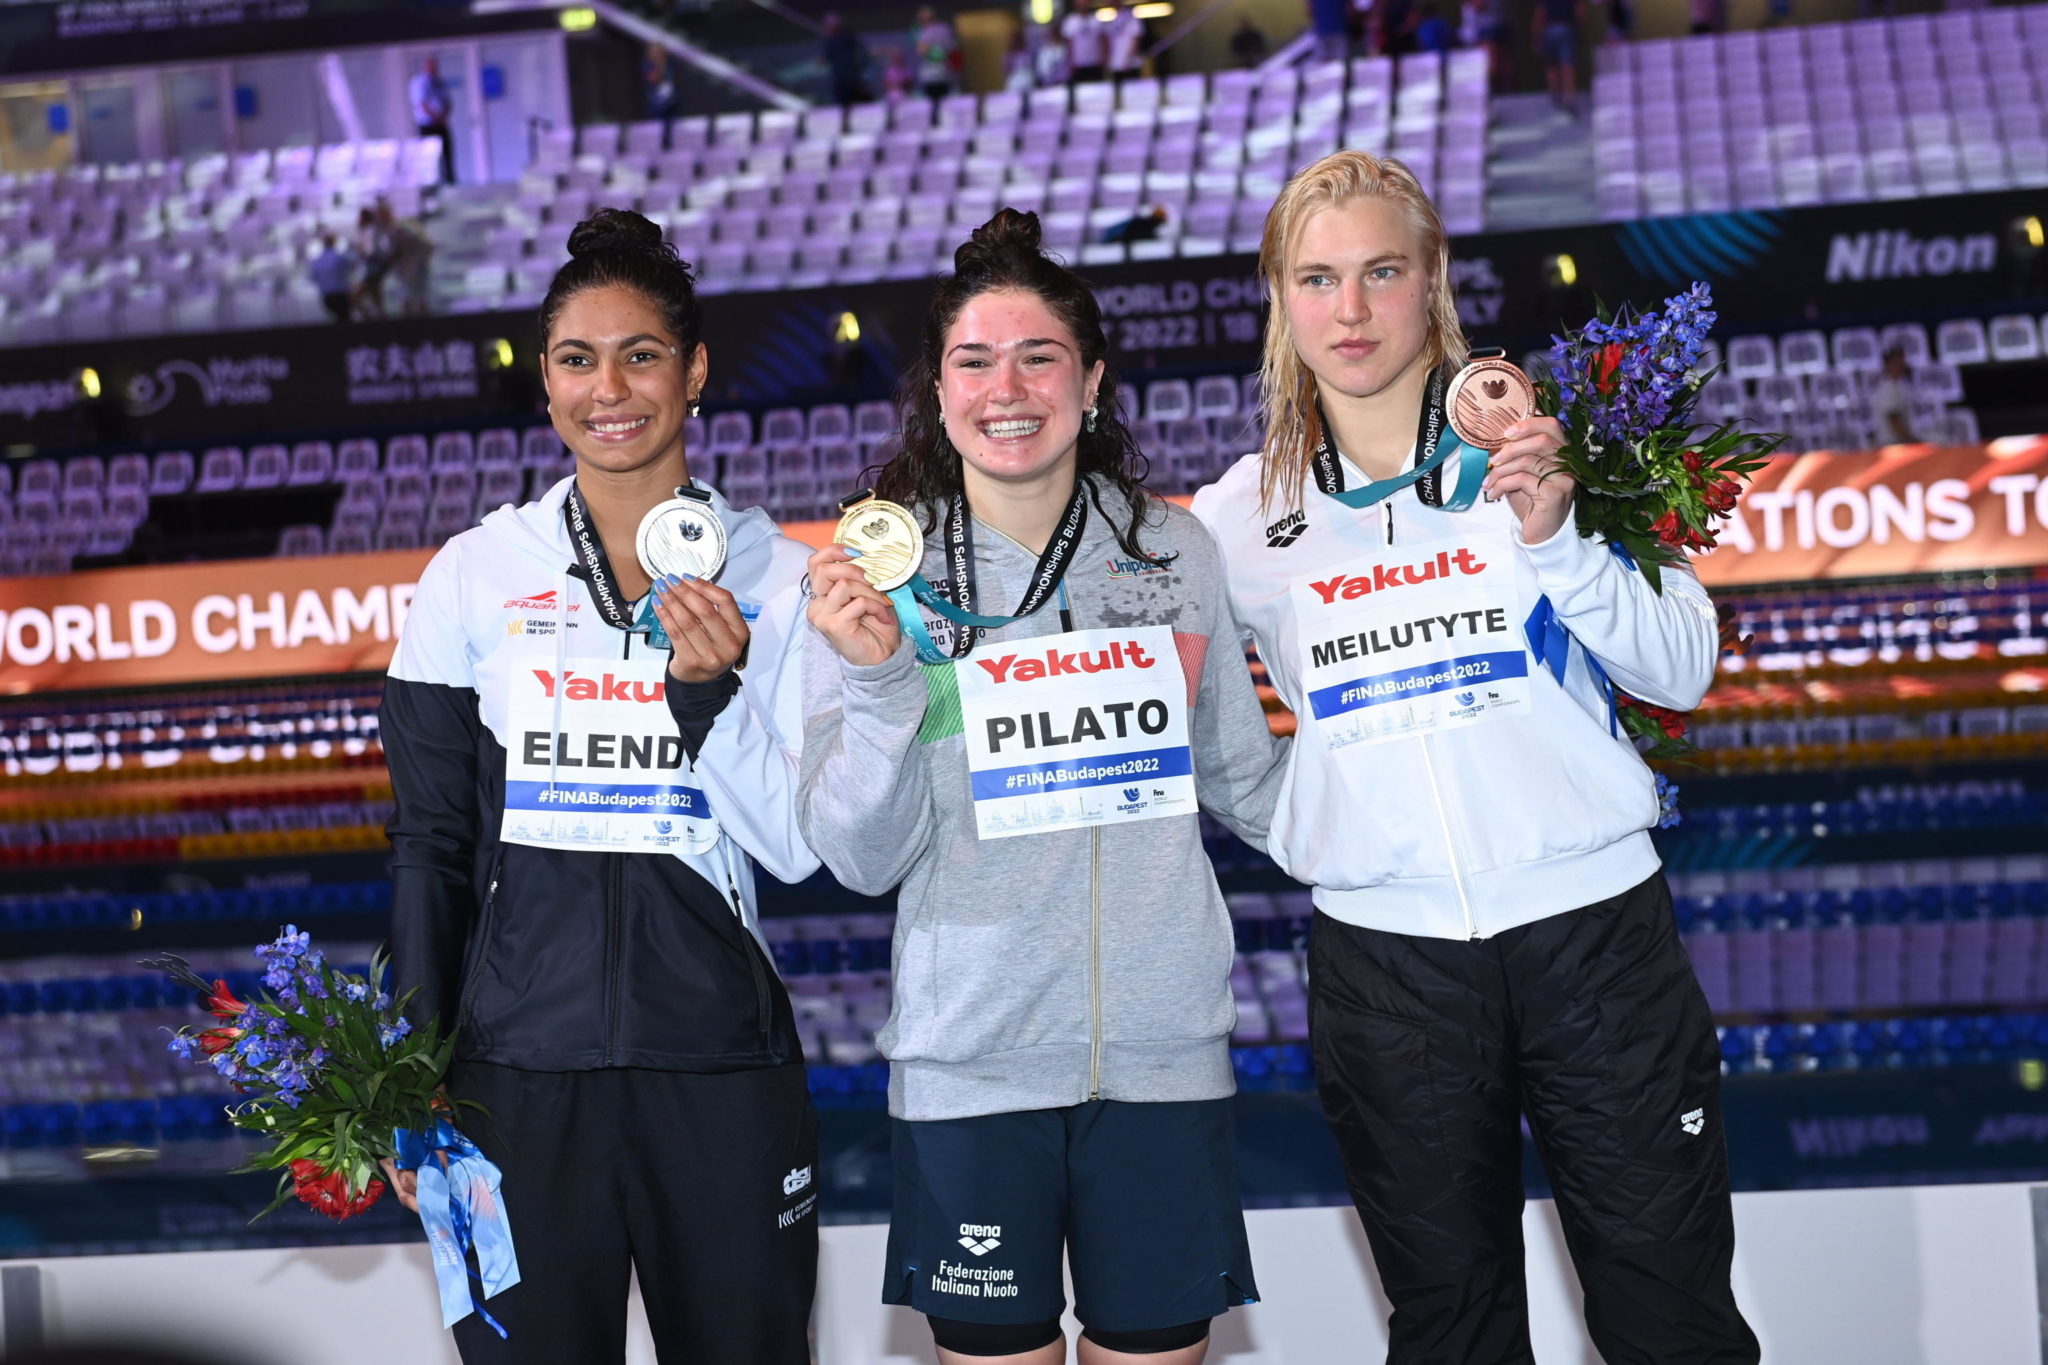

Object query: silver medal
[636,489,728,581]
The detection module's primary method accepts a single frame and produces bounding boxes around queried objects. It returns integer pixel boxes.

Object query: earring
[688,399,700,417]
[1084,404,1098,434]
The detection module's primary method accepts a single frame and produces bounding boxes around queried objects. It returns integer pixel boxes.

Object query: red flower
[1702,477,1740,514]
[1681,449,1702,473]
[1620,693,1689,740]
[197,1026,243,1056]
[203,979,247,1021]
[1592,342,1626,396]
[289,1158,387,1220]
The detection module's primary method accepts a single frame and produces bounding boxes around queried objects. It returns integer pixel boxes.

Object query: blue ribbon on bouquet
[394,1119,521,1336]
[1522,541,1640,738]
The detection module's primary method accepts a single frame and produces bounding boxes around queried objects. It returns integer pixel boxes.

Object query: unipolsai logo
[126,355,290,415]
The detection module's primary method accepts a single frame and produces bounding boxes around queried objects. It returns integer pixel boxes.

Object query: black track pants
[444,1062,819,1364]
[1308,873,1759,1365]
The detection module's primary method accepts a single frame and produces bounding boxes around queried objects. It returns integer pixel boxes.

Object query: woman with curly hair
[797,208,1287,1365]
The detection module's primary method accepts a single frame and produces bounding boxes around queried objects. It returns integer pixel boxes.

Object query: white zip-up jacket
[1192,448,1718,940]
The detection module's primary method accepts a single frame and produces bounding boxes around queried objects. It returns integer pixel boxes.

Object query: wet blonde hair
[1255,150,1467,512]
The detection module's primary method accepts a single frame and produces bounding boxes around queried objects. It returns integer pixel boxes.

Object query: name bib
[955,625,1195,841]
[499,653,720,855]
[1292,532,1530,750]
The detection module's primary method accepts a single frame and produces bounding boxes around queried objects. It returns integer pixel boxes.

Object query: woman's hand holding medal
[1446,350,1575,544]
[806,545,903,667]
[653,575,751,683]
[1482,415,1575,545]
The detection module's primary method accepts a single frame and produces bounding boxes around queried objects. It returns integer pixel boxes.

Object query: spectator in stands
[881,43,915,102]
[1004,27,1038,91]
[1062,0,1107,81]
[1230,15,1271,66]
[1192,147,1760,1365]
[382,203,433,319]
[1689,0,1724,34]
[382,206,820,1363]
[822,13,871,106]
[1311,0,1353,61]
[409,56,454,185]
[1353,0,1382,55]
[643,43,679,120]
[309,232,353,324]
[350,206,393,321]
[1535,0,1584,114]
[1102,204,1169,243]
[1605,0,1634,42]
[1874,346,1917,443]
[913,6,961,100]
[1416,2,1454,53]
[1104,0,1146,82]
[1381,0,1420,56]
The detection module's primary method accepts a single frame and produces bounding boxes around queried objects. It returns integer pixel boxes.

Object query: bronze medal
[1445,353,1536,452]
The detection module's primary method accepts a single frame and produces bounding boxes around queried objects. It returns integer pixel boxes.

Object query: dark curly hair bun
[566,206,668,261]
[541,205,703,354]
[956,207,1044,270]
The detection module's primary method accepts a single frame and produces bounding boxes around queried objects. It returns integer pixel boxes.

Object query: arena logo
[1824,228,1997,283]
[125,356,290,415]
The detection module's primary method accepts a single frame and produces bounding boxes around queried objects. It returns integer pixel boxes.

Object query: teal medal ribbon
[886,482,1090,665]
[1309,365,1490,513]
[636,593,671,651]
[394,1118,521,1335]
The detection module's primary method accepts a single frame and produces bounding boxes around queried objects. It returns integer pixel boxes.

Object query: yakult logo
[1308,548,1488,606]
[975,639,1156,683]
[530,670,667,703]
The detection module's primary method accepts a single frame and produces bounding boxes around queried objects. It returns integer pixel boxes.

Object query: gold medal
[832,490,922,593]
[1445,352,1536,452]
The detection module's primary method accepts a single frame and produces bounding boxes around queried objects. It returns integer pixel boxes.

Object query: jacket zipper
[455,845,509,1032]
[1391,496,1480,940]
[725,853,774,1050]
[1088,823,1104,1100]
[603,852,624,1064]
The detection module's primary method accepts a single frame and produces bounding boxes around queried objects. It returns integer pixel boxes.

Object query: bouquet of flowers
[149,928,518,1331]
[1539,282,1780,594]
[1537,283,1781,778]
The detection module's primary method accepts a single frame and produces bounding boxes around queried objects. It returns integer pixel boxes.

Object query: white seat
[1987,314,2042,362]
[431,431,475,472]
[1725,335,1777,382]
[1830,327,1882,374]
[149,451,194,496]
[1143,380,1193,424]
[1913,363,1964,404]
[287,442,334,486]
[1878,323,1931,368]
[242,444,288,490]
[335,440,381,481]
[1933,317,1989,366]
[1777,330,1829,377]
[195,447,243,494]
[708,412,753,454]
[386,434,430,477]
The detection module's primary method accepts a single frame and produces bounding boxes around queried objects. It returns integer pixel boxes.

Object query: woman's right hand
[806,544,904,668]
[380,1156,420,1212]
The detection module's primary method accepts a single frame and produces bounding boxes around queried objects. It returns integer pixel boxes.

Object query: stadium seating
[1592,8,2048,217]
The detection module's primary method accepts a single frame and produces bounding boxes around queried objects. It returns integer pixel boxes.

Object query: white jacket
[1191,448,1718,940]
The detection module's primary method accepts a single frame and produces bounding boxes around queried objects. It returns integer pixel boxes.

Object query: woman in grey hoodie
[798,210,1288,1365]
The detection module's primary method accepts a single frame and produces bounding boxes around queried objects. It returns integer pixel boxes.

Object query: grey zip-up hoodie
[797,483,1289,1121]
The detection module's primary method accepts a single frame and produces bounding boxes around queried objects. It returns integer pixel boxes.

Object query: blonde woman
[1189,151,1757,1363]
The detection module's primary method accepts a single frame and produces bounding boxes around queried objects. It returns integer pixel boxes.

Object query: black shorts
[883,1098,1258,1333]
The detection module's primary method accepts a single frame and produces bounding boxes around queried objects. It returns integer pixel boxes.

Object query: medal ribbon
[1310,366,1490,512]
[563,481,639,633]
[883,482,1091,665]
[394,1117,521,1335]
